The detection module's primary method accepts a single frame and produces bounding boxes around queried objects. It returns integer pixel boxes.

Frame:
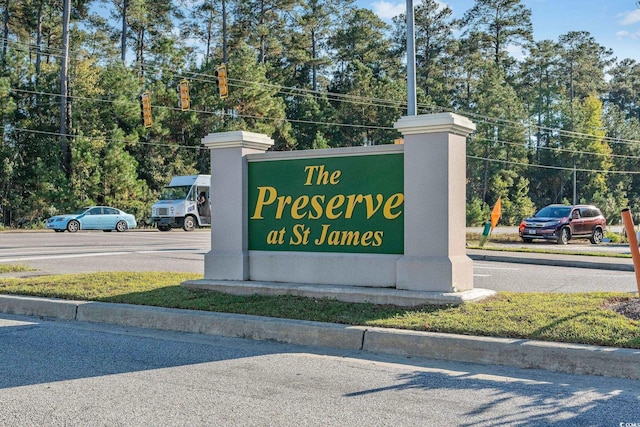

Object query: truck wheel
[158,225,171,232]
[183,215,196,231]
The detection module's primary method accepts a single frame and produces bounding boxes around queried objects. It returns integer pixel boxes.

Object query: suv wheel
[590,227,604,244]
[557,227,570,245]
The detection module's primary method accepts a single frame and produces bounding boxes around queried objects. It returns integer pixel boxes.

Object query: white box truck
[151,175,211,231]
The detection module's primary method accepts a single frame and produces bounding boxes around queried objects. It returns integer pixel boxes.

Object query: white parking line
[473,264,520,271]
[0,249,198,263]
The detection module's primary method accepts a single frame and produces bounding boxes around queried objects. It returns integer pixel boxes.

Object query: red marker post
[621,208,640,295]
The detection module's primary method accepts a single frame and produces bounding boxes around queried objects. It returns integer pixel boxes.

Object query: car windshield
[160,186,192,200]
[535,206,571,218]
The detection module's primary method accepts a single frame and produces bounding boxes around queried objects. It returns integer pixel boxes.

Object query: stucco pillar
[395,113,476,292]
[202,131,274,280]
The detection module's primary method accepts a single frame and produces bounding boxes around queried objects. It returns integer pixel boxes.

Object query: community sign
[248,153,404,254]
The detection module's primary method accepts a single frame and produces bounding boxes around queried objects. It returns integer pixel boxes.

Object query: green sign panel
[248,153,404,254]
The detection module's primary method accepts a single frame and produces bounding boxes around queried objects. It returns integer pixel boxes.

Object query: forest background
[1,0,640,228]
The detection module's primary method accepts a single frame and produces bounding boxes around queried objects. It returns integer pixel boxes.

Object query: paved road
[473,260,638,293]
[1,230,638,294]
[2,312,639,427]
[0,230,210,275]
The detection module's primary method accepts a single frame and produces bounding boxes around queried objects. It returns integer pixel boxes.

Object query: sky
[356,0,640,62]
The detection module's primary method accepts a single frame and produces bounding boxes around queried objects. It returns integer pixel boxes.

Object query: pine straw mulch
[609,298,640,320]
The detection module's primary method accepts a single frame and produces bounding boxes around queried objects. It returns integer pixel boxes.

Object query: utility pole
[406,0,416,116]
[2,0,9,68]
[222,0,228,64]
[121,0,128,63]
[573,161,577,205]
[60,0,71,177]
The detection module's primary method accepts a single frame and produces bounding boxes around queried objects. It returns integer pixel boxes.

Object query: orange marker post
[621,208,640,295]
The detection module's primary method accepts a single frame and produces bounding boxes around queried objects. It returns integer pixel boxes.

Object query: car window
[103,208,118,215]
[88,207,102,215]
[536,206,571,218]
[583,208,600,218]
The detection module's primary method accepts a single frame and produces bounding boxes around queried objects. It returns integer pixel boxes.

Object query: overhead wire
[4,37,637,147]
[12,127,201,150]
[15,123,640,175]
[471,135,640,161]
[467,155,640,175]
[4,43,640,172]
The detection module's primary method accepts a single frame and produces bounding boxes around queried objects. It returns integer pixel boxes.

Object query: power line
[471,135,640,161]
[3,39,638,147]
[14,85,639,162]
[467,155,640,175]
[4,41,640,150]
[156,62,640,146]
[12,127,202,150]
[12,125,640,175]
[11,87,396,131]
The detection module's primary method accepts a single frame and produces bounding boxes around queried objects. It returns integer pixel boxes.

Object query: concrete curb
[76,301,364,350]
[362,328,640,380]
[1,294,639,380]
[468,251,634,271]
[0,294,83,319]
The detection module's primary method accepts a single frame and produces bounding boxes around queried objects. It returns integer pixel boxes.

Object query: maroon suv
[519,204,607,245]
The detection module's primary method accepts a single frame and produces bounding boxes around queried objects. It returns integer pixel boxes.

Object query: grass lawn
[0,270,639,350]
[0,264,32,274]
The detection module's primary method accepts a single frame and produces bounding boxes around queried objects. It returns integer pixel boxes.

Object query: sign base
[182,279,496,307]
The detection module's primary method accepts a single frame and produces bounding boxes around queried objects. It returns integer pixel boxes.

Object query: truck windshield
[160,186,191,200]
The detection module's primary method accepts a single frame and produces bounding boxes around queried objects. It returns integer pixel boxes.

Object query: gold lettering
[266,227,286,245]
[303,166,319,185]
[363,194,384,219]
[360,230,373,246]
[373,231,383,246]
[327,229,341,245]
[345,194,364,219]
[329,170,341,184]
[251,185,403,221]
[316,165,331,185]
[290,224,311,245]
[315,224,330,245]
[383,193,404,219]
[326,195,345,219]
[340,230,360,246]
[309,195,325,220]
[275,195,292,219]
[303,165,341,185]
[314,225,385,248]
[291,195,310,220]
[251,186,277,219]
